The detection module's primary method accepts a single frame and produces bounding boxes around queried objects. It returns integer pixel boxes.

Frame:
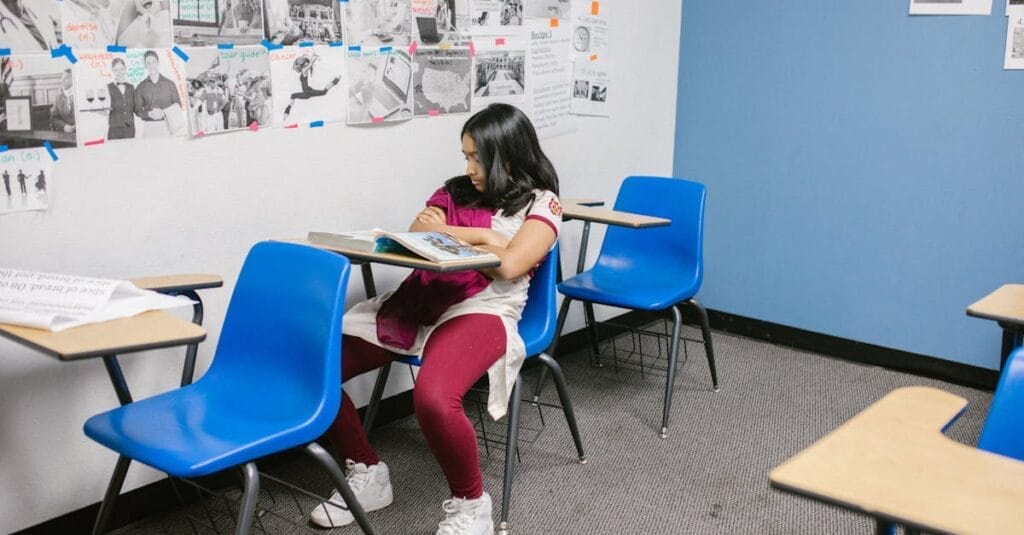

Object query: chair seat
[84,382,325,478]
[558,264,700,311]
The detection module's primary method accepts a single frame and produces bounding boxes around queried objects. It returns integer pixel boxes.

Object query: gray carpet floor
[112,325,993,534]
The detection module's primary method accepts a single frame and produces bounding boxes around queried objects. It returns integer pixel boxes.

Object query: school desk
[769,386,1024,535]
[560,198,672,276]
[967,284,1024,370]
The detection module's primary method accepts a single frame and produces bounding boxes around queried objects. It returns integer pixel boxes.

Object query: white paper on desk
[0,269,194,332]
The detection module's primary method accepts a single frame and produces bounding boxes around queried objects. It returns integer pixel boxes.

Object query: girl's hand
[416,206,447,225]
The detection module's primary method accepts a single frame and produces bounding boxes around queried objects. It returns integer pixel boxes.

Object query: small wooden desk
[967,284,1024,369]
[769,386,1024,535]
[560,198,671,275]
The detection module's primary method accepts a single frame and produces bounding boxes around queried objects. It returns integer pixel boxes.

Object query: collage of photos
[412,46,472,116]
[183,46,272,135]
[0,148,53,215]
[61,0,174,49]
[172,0,265,46]
[347,47,414,124]
[345,0,412,47]
[1,54,79,149]
[411,0,468,45]
[1,0,62,52]
[269,45,346,126]
[264,0,344,45]
[471,0,522,34]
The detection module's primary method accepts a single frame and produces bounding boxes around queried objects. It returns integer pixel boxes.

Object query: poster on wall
[470,0,523,35]
[171,0,265,46]
[183,46,272,135]
[529,23,573,139]
[269,45,347,127]
[412,46,472,117]
[525,0,570,20]
[909,0,992,15]
[61,0,173,49]
[1009,0,1024,15]
[411,0,469,44]
[472,40,528,111]
[347,47,414,124]
[264,0,344,45]
[0,0,62,53]
[569,0,609,116]
[344,0,412,47]
[0,148,53,215]
[73,49,188,144]
[0,55,78,150]
[1004,15,1024,68]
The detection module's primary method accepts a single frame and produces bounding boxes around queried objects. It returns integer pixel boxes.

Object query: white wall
[0,2,681,531]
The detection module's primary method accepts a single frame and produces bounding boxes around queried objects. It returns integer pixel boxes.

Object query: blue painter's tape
[261,39,283,51]
[0,145,8,153]
[299,41,314,47]
[49,46,63,58]
[0,48,10,56]
[328,41,344,47]
[217,43,235,49]
[337,0,348,3]
[348,45,361,52]
[173,46,189,61]
[106,45,127,53]
[65,49,78,63]
[379,46,392,53]
[50,44,76,63]
[310,120,324,128]
[43,141,58,161]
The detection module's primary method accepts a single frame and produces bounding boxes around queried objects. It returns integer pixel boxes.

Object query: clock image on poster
[573,26,590,52]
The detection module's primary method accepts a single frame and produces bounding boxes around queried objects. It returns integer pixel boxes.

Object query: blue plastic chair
[554,176,719,439]
[83,241,374,535]
[978,346,1024,459]
[363,244,586,535]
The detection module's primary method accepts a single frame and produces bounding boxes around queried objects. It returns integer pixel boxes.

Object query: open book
[0,269,194,332]
[307,230,499,264]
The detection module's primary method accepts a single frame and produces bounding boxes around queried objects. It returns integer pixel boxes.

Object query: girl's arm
[409,206,509,247]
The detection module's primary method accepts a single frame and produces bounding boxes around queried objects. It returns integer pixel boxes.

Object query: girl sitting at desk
[311,103,561,535]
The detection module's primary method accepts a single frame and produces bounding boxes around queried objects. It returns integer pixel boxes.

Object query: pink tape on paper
[495,38,505,46]
[371,116,385,124]
[285,123,299,129]
[409,40,418,55]
[197,131,206,137]
[469,41,476,56]
[84,138,105,147]
[248,122,260,132]
[428,110,440,117]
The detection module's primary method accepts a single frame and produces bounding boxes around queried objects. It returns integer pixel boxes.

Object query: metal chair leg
[532,297,573,403]
[582,302,602,367]
[91,455,132,535]
[362,364,392,434]
[234,462,259,535]
[306,442,376,535]
[498,377,523,535]
[682,297,719,391]
[660,306,684,439]
[179,289,204,387]
[536,353,586,463]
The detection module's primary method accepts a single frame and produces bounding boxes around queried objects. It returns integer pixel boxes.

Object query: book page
[384,231,496,262]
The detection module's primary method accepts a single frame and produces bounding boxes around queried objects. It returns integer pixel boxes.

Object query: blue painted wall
[674,1,1024,369]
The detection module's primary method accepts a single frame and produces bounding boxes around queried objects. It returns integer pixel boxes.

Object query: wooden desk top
[769,386,1024,534]
[129,274,224,293]
[967,284,1024,327]
[560,203,671,228]
[280,239,502,273]
[0,310,206,361]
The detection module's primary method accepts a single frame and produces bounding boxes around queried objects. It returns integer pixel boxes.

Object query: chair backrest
[518,244,559,356]
[203,241,351,440]
[596,176,706,289]
[977,347,1024,460]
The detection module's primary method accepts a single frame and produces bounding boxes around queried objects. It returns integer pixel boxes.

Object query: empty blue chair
[84,241,374,535]
[363,244,586,535]
[554,176,719,439]
[978,346,1024,459]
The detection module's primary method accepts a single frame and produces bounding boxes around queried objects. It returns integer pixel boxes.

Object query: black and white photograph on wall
[269,45,346,127]
[0,0,62,53]
[571,78,588,98]
[73,48,188,144]
[172,0,265,46]
[525,0,569,19]
[909,0,992,15]
[183,46,272,135]
[0,148,53,215]
[471,0,522,34]
[412,46,471,117]
[570,58,608,116]
[347,47,413,124]
[411,0,468,44]
[474,49,526,97]
[264,0,343,45]
[0,55,78,150]
[61,0,173,49]
[345,0,412,47]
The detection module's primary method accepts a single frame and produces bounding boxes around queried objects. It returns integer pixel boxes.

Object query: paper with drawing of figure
[61,0,173,49]
[0,0,62,53]
[1,54,78,150]
[73,48,188,144]
[270,45,346,127]
[347,47,414,125]
[345,0,412,47]
[172,0,265,46]
[0,148,53,216]
[413,46,471,117]
[183,46,272,135]
[264,0,344,45]
[472,40,528,112]
[471,0,523,35]
[909,0,992,15]
[525,0,570,20]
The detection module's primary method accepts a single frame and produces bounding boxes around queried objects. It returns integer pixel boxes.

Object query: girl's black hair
[445,103,559,216]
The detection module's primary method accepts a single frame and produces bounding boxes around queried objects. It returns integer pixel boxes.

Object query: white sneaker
[310,460,393,528]
[435,492,494,535]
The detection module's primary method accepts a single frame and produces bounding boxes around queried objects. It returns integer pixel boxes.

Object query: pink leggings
[323,313,506,499]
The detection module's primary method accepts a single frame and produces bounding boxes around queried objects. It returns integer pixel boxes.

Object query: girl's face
[462,133,486,192]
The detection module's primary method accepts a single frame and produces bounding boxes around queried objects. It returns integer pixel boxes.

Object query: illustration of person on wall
[34,169,45,193]
[310,104,562,535]
[2,170,11,196]
[0,0,61,51]
[106,57,136,140]
[117,0,172,48]
[282,53,340,123]
[217,0,259,35]
[16,169,27,195]
[134,50,183,137]
[51,70,76,135]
